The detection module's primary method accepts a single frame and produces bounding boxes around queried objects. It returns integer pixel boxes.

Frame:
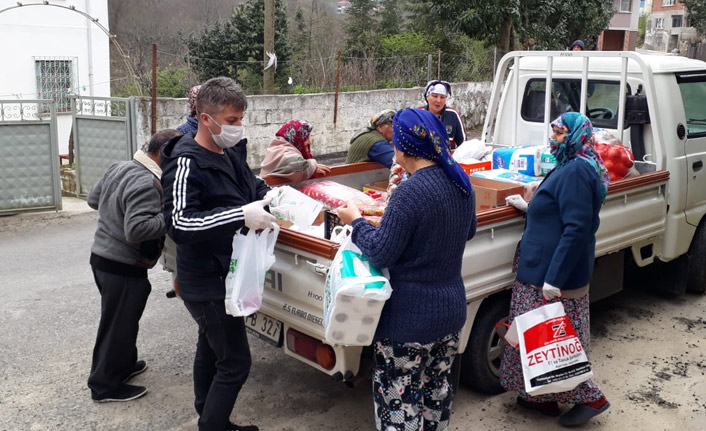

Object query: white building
[645,0,699,53]
[598,0,642,50]
[0,0,111,155]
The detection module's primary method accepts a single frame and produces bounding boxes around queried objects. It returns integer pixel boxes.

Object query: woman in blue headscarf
[338,108,476,431]
[500,112,611,427]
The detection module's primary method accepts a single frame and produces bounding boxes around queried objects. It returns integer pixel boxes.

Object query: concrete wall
[645,7,699,52]
[134,81,492,168]
[0,0,111,155]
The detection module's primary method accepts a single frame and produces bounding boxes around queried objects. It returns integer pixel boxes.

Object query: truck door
[676,72,706,226]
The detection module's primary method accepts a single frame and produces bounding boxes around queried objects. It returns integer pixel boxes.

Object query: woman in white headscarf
[419,80,467,149]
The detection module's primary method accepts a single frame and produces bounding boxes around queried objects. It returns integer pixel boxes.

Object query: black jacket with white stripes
[161,134,270,301]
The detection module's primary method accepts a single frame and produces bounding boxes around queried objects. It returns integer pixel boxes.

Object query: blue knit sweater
[351,165,477,343]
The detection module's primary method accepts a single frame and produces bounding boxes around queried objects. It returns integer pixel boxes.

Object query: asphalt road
[1,201,706,431]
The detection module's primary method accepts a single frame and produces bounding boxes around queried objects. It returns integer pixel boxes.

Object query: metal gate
[72,96,137,196]
[0,100,62,214]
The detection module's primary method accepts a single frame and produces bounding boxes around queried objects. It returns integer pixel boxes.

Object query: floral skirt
[373,332,460,431]
[499,280,604,404]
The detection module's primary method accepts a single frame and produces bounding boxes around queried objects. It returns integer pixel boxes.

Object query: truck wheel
[687,221,706,293]
[460,294,510,394]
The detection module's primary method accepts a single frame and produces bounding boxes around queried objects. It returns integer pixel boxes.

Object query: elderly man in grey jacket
[87,129,180,403]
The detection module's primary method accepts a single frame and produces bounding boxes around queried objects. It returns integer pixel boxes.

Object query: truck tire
[460,293,511,394]
[687,220,706,293]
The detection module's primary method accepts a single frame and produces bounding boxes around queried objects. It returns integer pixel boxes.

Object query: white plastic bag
[504,301,593,396]
[453,138,491,163]
[323,226,392,346]
[224,223,280,317]
[265,185,323,228]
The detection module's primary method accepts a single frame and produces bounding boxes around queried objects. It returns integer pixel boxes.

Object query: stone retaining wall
[134,81,492,168]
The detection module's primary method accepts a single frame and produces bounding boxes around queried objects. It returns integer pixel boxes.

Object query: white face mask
[205,114,244,149]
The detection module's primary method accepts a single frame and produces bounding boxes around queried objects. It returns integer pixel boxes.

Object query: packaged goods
[472,169,543,201]
[492,145,544,176]
[594,143,634,181]
[469,176,525,212]
[472,168,542,184]
[539,151,557,175]
[265,185,323,228]
[363,215,382,226]
[324,227,391,346]
[459,159,492,175]
[358,202,386,217]
[453,138,492,163]
[593,129,621,146]
[298,180,376,209]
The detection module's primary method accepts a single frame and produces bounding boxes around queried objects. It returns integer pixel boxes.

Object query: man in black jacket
[88,128,180,402]
[161,77,273,431]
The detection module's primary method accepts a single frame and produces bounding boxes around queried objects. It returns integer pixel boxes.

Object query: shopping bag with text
[510,301,593,395]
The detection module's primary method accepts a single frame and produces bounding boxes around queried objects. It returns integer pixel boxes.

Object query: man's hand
[505,194,528,212]
[542,282,562,300]
[243,197,277,230]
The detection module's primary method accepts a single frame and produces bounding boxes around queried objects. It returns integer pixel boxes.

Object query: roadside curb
[0,197,95,229]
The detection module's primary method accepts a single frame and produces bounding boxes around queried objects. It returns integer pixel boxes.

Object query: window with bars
[655,17,665,29]
[35,58,77,112]
[672,15,683,27]
[662,0,676,6]
[620,0,631,12]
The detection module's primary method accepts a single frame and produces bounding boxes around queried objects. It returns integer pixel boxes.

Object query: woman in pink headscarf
[260,120,331,182]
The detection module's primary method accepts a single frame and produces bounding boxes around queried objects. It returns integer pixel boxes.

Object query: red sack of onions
[594,143,634,182]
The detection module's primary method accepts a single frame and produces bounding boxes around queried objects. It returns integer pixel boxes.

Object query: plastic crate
[323,210,343,240]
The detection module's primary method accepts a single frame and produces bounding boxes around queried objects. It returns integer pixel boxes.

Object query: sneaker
[122,360,147,383]
[559,400,611,426]
[516,396,562,417]
[224,421,259,431]
[92,384,148,403]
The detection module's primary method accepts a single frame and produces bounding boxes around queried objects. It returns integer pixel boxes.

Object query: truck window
[521,79,631,129]
[676,72,706,137]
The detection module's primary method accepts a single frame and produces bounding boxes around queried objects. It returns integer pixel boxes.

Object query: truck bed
[258,165,669,376]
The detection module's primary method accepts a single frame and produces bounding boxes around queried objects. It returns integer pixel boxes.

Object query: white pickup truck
[209,50,706,394]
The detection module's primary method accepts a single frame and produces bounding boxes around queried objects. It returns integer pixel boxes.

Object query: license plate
[245,312,282,347]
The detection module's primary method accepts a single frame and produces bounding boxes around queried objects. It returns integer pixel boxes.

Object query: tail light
[286,328,336,370]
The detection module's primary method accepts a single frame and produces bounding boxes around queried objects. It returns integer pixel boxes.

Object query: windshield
[521,79,631,129]
[676,73,706,137]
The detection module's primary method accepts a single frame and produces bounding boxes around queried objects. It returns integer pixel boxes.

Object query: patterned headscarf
[369,109,395,129]
[550,112,610,201]
[188,85,201,116]
[276,120,313,159]
[392,108,473,196]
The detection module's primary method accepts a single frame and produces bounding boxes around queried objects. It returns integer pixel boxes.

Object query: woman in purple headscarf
[338,108,477,431]
[500,112,611,427]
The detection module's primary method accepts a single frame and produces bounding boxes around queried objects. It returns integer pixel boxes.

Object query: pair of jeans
[183,300,252,431]
[88,267,151,398]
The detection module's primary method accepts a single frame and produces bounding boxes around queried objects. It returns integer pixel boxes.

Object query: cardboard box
[363,181,389,193]
[469,176,525,212]
[459,160,492,175]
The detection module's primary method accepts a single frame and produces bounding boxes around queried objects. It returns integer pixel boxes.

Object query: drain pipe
[85,0,94,96]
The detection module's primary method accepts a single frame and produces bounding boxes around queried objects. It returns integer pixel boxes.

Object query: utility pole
[264,0,275,94]
[151,43,157,135]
